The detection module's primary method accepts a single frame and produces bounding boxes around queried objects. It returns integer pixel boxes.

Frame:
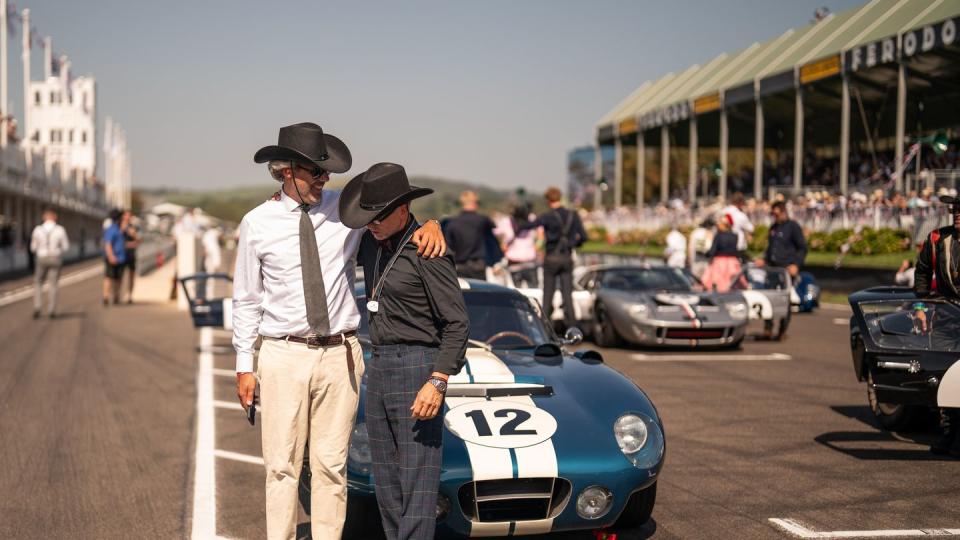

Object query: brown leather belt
[278,330,357,348]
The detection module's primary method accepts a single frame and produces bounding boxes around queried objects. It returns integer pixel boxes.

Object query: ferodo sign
[901,16,958,59]
[845,16,959,72]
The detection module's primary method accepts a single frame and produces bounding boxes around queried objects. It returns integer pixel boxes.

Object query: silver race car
[581,265,749,348]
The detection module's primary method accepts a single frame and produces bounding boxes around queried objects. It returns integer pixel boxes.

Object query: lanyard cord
[371,220,418,302]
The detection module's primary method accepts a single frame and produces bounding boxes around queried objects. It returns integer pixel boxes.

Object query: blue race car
[791,271,820,313]
[344,279,665,538]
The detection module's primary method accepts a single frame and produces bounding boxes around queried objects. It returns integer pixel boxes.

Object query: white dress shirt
[30,220,69,259]
[232,189,364,372]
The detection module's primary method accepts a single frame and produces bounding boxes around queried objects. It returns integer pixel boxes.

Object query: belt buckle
[305,334,322,349]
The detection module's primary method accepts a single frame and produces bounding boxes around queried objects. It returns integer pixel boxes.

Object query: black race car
[849,286,960,431]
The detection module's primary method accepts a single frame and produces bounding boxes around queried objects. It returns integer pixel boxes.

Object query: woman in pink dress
[700,214,741,293]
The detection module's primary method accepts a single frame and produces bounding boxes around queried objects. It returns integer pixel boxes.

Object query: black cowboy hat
[253,122,352,174]
[339,163,433,229]
[941,195,960,209]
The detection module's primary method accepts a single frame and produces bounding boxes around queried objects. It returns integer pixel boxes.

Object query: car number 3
[445,401,558,449]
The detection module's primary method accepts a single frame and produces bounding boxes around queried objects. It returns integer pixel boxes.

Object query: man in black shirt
[526,187,587,328]
[443,190,496,280]
[340,162,469,540]
[757,200,807,277]
[913,195,960,457]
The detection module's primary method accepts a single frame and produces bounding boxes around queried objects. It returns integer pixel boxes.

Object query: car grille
[663,328,727,339]
[458,477,572,523]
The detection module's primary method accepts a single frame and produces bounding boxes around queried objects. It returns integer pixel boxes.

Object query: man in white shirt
[233,123,445,540]
[664,227,687,268]
[721,192,754,253]
[30,208,69,319]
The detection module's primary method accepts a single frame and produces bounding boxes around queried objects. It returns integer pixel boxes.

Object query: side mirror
[562,326,584,346]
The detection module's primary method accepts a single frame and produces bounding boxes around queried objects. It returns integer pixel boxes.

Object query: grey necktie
[299,205,330,335]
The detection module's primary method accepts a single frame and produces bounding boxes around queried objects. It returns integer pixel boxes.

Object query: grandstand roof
[597,0,960,136]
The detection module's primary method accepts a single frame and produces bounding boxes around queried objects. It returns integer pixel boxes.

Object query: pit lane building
[591,0,960,207]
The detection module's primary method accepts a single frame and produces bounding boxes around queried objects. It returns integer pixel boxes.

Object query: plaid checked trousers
[366,344,444,540]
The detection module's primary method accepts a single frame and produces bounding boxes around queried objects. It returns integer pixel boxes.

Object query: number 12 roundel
[444,401,558,449]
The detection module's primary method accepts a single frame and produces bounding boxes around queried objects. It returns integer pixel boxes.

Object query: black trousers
[542,253,576,328]
[366,344,444,540]
[455,258,486,280]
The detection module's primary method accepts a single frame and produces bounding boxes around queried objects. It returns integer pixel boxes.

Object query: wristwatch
[427,376,448,394]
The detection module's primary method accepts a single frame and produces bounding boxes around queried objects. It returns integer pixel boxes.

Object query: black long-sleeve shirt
[358,217,469,375]
[528,207,587,255]
[443,211,495,263]
[764,219,807,268]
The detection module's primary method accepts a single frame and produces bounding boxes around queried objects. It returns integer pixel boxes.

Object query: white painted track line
[770,518,960,538]
[191,327,217,540]
[833,318,849,325]
[629,352,792,362]
[0,264,103,307]
[215,449,265,466]
[212,368,237,378]
[214,400,245,411]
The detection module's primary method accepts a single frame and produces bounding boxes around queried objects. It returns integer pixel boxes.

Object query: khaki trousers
[258,335,364,540]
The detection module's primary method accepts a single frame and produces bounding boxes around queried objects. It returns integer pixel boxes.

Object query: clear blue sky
[20,0,862,191]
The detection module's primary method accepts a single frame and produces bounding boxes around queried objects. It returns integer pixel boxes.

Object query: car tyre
[614,482,657,529]
[592,303,621,348]
[866,368,923,432]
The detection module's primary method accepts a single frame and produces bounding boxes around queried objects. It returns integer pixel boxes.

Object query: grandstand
[589,0,960,208]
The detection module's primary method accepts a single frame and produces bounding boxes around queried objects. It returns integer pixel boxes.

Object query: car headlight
[348,423,371,475]
[614,414,648,454]
[628,303,648,319]
[725,301,748,320]
[614,413,665,470]
[576,486,613,519]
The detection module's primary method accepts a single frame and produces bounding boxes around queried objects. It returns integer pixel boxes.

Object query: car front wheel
[592,303,621,348]
[614,482,657,529]
[866,369,923,432]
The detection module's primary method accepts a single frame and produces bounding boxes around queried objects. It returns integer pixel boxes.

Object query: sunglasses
[295,163,326,180]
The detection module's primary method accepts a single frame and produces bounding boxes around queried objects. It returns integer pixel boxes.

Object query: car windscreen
[356,290,554,349]
[601,268,693,292]
[462,291,555,348]
[857,299,960,352]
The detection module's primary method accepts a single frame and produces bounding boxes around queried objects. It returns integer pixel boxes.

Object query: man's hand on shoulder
[412,219,446,258]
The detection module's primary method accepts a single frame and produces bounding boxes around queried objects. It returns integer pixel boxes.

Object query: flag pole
[1,0,9,148]
[20,8,29,153]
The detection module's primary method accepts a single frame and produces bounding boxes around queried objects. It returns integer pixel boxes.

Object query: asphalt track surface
[2,266,958,539]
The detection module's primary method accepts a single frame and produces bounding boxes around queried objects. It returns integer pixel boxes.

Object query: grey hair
[268,160,293,182]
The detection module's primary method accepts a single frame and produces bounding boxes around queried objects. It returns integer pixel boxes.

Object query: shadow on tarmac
[816,405,954,461]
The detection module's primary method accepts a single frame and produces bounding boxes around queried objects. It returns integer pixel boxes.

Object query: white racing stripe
[769,518,960,538]
[446,348,559,537]
[0,264,103,307]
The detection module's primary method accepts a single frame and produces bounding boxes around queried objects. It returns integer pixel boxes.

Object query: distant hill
[139,176,545,225]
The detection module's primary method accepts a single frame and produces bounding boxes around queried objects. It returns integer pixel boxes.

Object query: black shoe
[32,310,40,319]
[102,298,109,306]
[48,313,57,319]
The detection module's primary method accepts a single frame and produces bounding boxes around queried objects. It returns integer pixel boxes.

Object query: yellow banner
[618,118,638,135]
[693,93,721,115]
[800,55,841,84]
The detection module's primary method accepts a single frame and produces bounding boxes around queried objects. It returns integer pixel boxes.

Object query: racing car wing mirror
[562,326,584,346]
